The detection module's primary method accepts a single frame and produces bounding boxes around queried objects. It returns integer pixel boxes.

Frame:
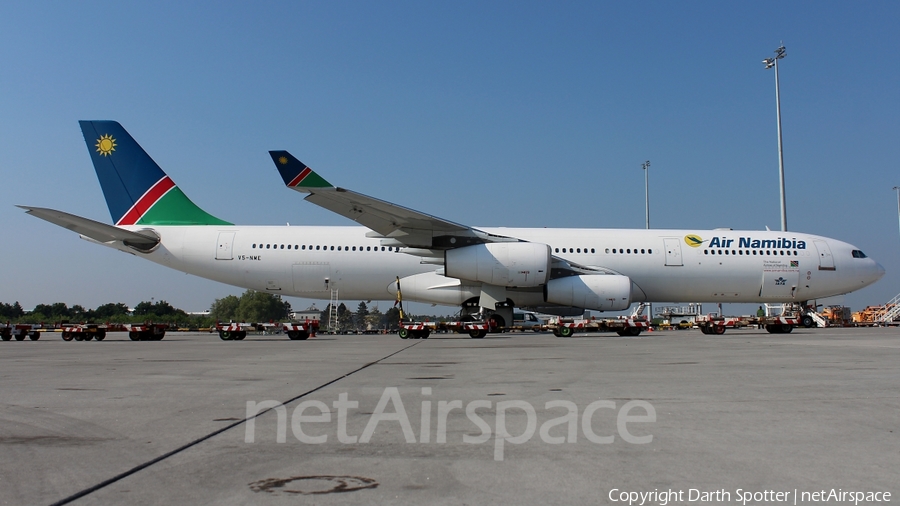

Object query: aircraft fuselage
[102,225,883,306]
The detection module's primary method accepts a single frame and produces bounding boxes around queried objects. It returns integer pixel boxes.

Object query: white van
[512,311,543,332]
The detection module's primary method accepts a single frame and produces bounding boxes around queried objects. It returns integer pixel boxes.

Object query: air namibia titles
[708,237,807,249]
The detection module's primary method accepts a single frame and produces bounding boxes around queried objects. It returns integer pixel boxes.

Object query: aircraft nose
[875,261,886,280]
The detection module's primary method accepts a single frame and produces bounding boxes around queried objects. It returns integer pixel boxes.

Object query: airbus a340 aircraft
[21,121,884,336]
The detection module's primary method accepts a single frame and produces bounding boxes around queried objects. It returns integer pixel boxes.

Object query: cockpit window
[851,250,868,259]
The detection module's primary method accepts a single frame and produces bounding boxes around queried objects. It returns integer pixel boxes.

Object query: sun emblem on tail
[278,156,289,165]
[95,134,116,156]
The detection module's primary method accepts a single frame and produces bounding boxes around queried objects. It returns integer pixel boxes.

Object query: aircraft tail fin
[268,151,333,192]
[79,121,231,226]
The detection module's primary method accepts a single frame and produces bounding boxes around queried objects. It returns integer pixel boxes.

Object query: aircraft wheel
[398,328,410,339]
[29,332,40,341]
[801,316,814,328]
[469,329,487,339]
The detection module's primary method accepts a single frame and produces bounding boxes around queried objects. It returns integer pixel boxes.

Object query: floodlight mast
[894,186,900,243]
[642,160,651,322]
[642,161,650,230]
[763,45,788,231]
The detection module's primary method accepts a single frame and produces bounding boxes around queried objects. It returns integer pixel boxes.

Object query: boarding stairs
[805,310,829,328]
[328,289,339,332]
[875,292,900,324]
[630,302,647,318]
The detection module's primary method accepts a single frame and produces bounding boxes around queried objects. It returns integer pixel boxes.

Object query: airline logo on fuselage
[707,236,807,250]
[684,235,704,248]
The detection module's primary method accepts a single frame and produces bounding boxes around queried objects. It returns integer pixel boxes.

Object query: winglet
[268,151,333,192]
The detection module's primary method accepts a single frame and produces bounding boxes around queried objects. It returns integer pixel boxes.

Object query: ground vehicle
[512,311,543,331]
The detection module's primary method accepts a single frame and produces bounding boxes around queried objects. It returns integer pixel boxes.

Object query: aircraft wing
[18,206,160,250]
[269,151,516,249]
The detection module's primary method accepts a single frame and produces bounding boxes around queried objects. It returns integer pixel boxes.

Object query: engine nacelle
[544,275,632,311]
[389,271,481,306]
[445,243,551,288]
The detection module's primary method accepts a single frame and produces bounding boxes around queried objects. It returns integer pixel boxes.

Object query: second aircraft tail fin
[268,151,333,192]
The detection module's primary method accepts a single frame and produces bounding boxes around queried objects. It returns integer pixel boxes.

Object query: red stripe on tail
[116,176,176,226]
[288,167,312,187]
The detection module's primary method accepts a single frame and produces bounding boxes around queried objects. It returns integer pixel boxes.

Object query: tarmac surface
[0,327,898,505]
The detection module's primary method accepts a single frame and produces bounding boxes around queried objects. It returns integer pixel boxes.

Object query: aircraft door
[663,238,683,266]
[292,262,332,293]
[216,232,235,260]
[760,266,800,299]
[814,240,835,270]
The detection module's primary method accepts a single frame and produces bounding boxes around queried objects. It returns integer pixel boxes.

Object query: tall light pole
[642,160,650,229]
[763,45,787,231]
[894,186,900,243]
[642,160,651,322]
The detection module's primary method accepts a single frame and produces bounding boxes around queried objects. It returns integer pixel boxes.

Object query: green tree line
[2,291,449,330]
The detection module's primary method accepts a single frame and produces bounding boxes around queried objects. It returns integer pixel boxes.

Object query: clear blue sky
[1,1,897,315]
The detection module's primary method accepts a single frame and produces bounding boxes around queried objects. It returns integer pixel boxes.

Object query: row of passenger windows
[704,249,799,256]
[251,243,399,252]
[554,247,653,255]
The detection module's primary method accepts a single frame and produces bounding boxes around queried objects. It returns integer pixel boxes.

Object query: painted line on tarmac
[49,340,424,506]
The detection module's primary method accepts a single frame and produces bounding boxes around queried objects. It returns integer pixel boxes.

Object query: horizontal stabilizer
[18,206,160,250]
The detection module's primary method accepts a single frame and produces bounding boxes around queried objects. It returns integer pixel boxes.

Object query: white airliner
[21,121,884,335]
